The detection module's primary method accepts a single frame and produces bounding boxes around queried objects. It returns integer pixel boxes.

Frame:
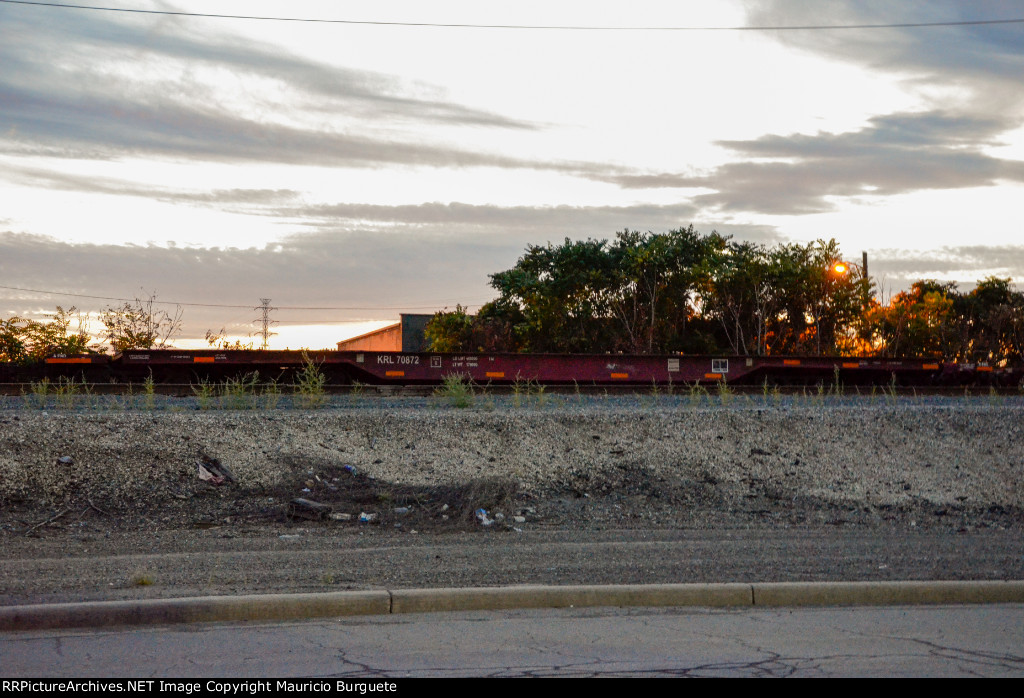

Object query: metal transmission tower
[254,298,278,350]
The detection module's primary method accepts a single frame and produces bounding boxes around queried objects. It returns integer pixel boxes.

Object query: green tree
[700,239,868,356]
[3,306,93,360]
[424,305,476,352]
[25,306,92,358]
[486,227,727,354]
[100,293,183,352]
[865,281,957,359]
[607,226,727,353]
[488,237,619,353]
[0,316,27,362]
[954,277,1024,364]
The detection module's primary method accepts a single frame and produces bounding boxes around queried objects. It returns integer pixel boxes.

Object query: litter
[358,512,377,523]
[195,455,236,486]
[287,498,332,521]
[475,508,494,526]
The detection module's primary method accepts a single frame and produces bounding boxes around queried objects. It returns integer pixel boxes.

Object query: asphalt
[2,580,1023,632]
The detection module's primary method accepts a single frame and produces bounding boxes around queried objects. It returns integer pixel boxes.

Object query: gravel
[1,398,1022,603]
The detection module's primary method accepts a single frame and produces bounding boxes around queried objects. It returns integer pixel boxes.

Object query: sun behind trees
[425,226,1024,364]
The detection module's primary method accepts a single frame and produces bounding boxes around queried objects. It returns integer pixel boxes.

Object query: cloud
[0,229,512,337]
[603,1,1024,215]
[2,202,754,337]
[599,109,1024,213]
[0,2,542,170]
[745,0,1024,96]
[700,110,1024,213]
[870,245,1024,283]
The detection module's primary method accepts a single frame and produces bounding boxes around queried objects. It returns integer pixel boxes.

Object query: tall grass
[294,351,327,408]
[435,373,474,408]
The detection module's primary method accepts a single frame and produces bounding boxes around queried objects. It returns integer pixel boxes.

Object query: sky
[2,0,1023,349]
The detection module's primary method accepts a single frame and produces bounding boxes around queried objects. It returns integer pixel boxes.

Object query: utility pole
[255,298,278,350]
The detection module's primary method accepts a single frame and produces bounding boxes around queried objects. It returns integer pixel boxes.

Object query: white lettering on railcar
[377,355,420,365]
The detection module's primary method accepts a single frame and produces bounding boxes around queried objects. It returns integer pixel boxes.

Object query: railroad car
[13,349,1019,387]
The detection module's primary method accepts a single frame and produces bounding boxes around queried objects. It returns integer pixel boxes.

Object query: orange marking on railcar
[193,357,215,363]
[923,363,939,370]
[485,372,504,378]
[704,373,723,380]
[385,370,405,377]
[842,362,859,369]
[783,359,801,366]
[977,366,993,372]
[45,358,91,364]
[610,372,629,379]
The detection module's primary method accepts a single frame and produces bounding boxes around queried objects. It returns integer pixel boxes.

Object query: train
[1,349,1020,388]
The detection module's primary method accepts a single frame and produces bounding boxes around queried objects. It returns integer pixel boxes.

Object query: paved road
[3,528,1022,605]
[4,604,1024,677]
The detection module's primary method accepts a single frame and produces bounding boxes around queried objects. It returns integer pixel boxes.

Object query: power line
[3,1,1023,31]
[0,284,491,310]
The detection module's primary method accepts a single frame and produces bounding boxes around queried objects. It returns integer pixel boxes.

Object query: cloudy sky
[2,0,1023,349]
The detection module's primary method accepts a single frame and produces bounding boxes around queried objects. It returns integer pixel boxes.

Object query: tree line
[425,226,1024,364]
[1,294,192,363]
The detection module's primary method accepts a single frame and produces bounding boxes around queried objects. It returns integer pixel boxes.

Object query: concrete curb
[2,581,1023,632]
[390,583,752,614]
[0,591,391,632]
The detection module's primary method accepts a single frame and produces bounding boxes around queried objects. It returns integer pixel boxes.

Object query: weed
[348,380,365,406]
[813,382,825,408]
[294,351,327,408]
[54,376,88,409]
[512,375,529,408]
[223,371,260,410]
[831,365,844,396]
[261,378,282,410]
[511,375,546,407]
[482,391,497,411]
[142,371,157,410]
[130,572,155,587]
[687,381,706,407]
[435,373,474,408]
[988,385,1001,406]
[23,378,50,410]
[716,379,733,405]
[192,379,216,410]
[532,380,548,407]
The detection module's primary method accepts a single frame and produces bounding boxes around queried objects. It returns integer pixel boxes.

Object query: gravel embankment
[1,400,1022,603]
[2,400,1022,526]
